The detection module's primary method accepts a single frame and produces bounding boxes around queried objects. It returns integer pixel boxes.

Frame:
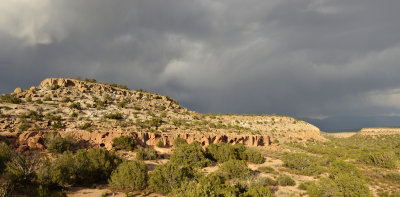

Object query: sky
[1,0,400,132]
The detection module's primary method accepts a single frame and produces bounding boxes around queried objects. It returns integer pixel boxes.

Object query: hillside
[0,78,322,151]
[1,78,399,197]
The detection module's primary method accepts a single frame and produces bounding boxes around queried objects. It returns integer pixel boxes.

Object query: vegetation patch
[171,142,211,168]
[109,160,148,190]
[112,136,134,151]
[45,133,76,154]
[282,152,320,175]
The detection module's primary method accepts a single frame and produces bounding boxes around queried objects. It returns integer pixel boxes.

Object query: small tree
[149,163,194,194]
[170,142,211,168]
[0,142,12,173]
[109,160,148,190]
[217,159,250,179]
[5,155,37,184]
[243,183,274,197]
[112,136,134,151]
[173,137,187,148]
[282,153,320,175]
[45,133,76,154]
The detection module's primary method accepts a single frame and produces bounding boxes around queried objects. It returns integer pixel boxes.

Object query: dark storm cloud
[1,0,400,131]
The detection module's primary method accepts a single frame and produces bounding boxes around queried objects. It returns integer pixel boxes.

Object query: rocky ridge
[359,127,400,136]
[0,78,322,151]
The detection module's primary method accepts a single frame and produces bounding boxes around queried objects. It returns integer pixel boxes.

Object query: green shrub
[109,160,148,190]
[51,85,60,90]
[173,137,188,148]
[112,136,134,151]
[149,117,162,128]
[217,159,250,179]
[149,163,194,194]
[333,172,371,197]
[157,140,164,148]
[44,96,52,101]
[206,143,246,163]
[257,166,276,174]
[117,84,129,90]
[84,78,97,83]
[384,172,400,182]
[45,133,76,154]
[282,153,320,175]
[328,160,363,180]
[51,121,65,130]
[62,97,72,103]
[5,155,37,184]
[21,110,43,121]
[117,100,127,108]
[307,177,341,197]
[136,148,158,160]
[105,113,123,120]
[170,142,211,168]
[69,102,82,110]
[298,182,310,190]
[18,123,31,131]
[242,183,274,197]
[243,149,264,164]
[277,175,296,186]
[169,173,239,197]
[75,148,122,185]
[45,114,61,121]
[96,100,106,109]
[260,177,278,186]
[308,160,371,197]
[37,152,77,187]
[0,182,14,197]
[78,122,91,130]
[0,142,12,173]
[0,94,22,104]
[359,151,398,169]
[206,143,264,164]
[39,149,120,186]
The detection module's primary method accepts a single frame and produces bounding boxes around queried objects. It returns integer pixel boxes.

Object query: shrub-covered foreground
[0,139,272,196]
[306,160,371,197]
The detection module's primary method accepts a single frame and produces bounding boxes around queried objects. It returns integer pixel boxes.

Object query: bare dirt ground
[67,187,125,197]
[324,132,357,138]
[67,188,165,197]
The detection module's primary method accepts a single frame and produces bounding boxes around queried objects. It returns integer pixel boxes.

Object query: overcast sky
[1,0,400,131]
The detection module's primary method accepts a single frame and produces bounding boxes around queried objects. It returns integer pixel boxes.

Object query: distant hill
[303,115,400,132]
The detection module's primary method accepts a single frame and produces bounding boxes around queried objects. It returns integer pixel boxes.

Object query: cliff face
[13,129,271,151]
[0,78,323,151]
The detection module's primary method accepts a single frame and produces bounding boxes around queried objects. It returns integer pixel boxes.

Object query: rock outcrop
[12,130,271,151]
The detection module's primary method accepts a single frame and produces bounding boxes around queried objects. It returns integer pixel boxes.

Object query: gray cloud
[1,0,400,131]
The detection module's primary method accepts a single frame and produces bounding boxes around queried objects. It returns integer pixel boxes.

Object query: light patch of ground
[324,132,357,138]
[68,188,165,197]
[144,159,169,171]
[67,188,125,197]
